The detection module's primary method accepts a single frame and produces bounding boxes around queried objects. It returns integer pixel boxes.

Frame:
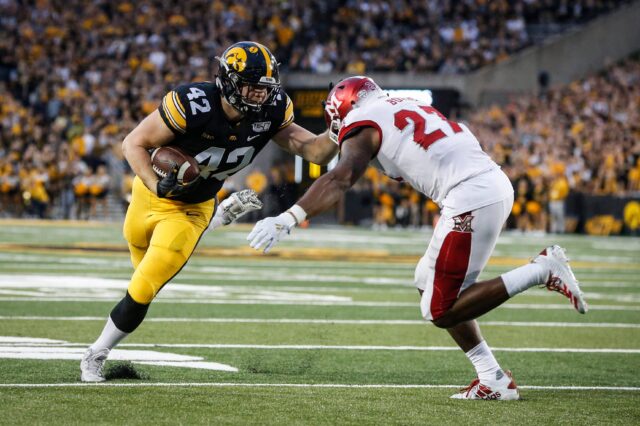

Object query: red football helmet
[324,76,384,142]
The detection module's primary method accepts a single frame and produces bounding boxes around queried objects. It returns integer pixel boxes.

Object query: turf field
[0,219,639,424]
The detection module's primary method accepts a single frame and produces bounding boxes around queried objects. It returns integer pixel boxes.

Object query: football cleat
[450,370,520,400]
[533,245,588,314]
[219,189,263,225]
[80,348,109,382]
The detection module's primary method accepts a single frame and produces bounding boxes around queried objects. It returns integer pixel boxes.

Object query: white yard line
[40,343,635,353]
[1,316,639,329]
[1,297,639,311]
[0,382,638,391]
[4,340,635,353]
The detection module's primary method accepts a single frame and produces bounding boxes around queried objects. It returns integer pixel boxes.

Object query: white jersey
[338,96,501,208]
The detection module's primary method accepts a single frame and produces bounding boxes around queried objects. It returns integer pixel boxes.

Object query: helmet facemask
[323,98,343,144]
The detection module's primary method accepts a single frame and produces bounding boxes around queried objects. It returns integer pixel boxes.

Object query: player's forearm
[302,130,338,165]
[122,138,159,195]
[296,171,351,218]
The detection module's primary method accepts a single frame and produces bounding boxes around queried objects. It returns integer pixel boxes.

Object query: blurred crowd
[292,0,629,74]
[0,0,637,232]
[471,57,640,232]
[2,0,626,85]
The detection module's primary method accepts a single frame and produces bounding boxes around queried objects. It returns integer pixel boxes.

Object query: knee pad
[128,268,158,304]
[110,291,150,333]
[128,245,188,304]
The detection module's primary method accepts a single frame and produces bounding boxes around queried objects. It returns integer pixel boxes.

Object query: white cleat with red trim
[450,370,520,400]
[533,245,588,314]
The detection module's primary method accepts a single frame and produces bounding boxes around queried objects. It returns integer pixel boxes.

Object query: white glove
[247,212,297,253]
[219,189,263,225]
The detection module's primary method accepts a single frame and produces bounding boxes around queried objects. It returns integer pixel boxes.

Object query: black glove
[156,163,201,199]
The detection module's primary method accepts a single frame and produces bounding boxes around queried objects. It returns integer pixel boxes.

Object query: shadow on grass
[104,362,148,380]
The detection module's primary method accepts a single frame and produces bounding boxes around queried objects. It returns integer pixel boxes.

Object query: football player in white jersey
[248,76,588,400]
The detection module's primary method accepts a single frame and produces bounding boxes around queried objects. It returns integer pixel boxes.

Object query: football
[151,146,200,184]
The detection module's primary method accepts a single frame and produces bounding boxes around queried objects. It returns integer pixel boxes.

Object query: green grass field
[0,219,639,425]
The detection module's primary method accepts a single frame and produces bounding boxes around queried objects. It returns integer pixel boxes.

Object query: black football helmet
[216,41,280,114]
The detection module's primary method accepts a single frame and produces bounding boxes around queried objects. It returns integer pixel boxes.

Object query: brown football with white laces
[151,146,200,184]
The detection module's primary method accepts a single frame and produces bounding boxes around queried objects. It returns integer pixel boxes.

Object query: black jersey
[157,82,294,203]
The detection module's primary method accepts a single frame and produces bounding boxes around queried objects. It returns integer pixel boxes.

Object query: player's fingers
[263,238,276,254]
[247,222,263,241]
[249,194,263,209]
[255,232,273,250]
[247,199,262,210]
[248,231,262,248]
[249,229,268,249]
[257,230,276,251]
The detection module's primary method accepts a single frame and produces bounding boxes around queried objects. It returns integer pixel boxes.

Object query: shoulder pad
[159,82,216,134]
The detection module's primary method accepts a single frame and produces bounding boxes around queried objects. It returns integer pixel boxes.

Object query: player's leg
[417,197,518,399]
[434,247,587,328]
[81,181,152,382]
[417,200,510,324]
[431,208,587,328]
[445,319,518,398]
[81,214,211,382]
[81,180,214,382]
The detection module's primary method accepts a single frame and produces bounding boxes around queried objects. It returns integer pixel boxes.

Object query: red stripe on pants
[430,230,472,320]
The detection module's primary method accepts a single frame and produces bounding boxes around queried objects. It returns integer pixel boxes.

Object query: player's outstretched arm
[122,110,175,195]
[248,127,380,253]
[272,123,338,166]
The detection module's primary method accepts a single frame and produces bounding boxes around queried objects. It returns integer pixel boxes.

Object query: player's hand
[156,163,201,199]
[219,189,263,225]
[247,212,297,253]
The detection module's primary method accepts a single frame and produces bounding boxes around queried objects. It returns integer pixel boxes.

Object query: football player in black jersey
[80,41,338,382]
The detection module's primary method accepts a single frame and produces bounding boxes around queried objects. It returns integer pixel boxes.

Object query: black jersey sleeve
[158,83,215,135]
[278,93,295,129]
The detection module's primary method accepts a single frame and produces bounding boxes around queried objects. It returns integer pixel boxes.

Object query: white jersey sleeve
[338,97,499,206]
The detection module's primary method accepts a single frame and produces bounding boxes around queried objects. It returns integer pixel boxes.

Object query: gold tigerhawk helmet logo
[225,47,247,72]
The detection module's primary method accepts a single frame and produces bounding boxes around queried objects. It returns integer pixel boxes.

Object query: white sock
[90,317,129,352]
[501,263,548,297]
[466,340,504,384]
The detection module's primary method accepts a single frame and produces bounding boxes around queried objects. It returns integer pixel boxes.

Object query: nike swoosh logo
[247,135,260,141]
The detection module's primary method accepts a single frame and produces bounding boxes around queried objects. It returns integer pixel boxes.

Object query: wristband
[286,204,307,225]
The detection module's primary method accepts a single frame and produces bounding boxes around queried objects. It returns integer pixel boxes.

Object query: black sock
[109,292,150,333]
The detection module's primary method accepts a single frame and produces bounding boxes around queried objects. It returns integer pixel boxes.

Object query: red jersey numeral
[393,106,462,151]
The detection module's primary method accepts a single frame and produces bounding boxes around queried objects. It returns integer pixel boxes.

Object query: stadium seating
[0,0,636,230]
